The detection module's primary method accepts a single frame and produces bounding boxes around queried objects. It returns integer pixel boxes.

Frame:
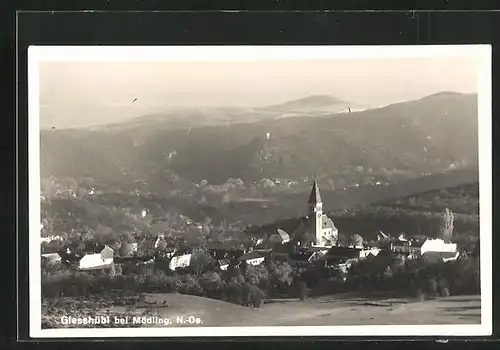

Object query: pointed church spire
[308,179,322,204]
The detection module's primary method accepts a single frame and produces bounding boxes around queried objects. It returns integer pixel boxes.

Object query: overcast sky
[39,57,479,129]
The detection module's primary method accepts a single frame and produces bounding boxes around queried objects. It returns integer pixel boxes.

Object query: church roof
[308,180,322,204]
[321,216,337,230]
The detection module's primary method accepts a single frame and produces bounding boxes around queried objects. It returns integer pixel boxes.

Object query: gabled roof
[208,242,245,251]
[41,245,62,254]
[83,244,111,254]
[308,180,322,204]
[277,229,290,241]
[321,216,337,230]
[326,246,361,259]
[41,253,62,262]
[218,259,231,266]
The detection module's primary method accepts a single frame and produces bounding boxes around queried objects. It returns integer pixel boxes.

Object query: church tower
[308,180,323,245]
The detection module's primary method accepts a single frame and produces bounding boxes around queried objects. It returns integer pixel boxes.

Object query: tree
[61,177,79,191]
[119,241,136,257]
[349,234,364,247]
[268,262,294,294]
[440,208,454,241]
[337,233,349,247]
[244,264,269,288]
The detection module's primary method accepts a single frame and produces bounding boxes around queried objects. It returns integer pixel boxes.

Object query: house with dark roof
[408,238,458,258]
[391,238,410,254]
[408,240,425,258]
[325,246,362,261]
[208,242,245,261]
[321,246,379,269]
[238,251,265,266]
[288,247,328,267]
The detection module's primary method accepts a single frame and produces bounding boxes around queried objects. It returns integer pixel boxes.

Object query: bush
[298,281,308,301]
[225,279,244,305]
[416,289,425,302]
[427,277,438,298]
[199,271,224,298]
[244,264,269,289]
[180,274,204,296]
[245,284,266,308]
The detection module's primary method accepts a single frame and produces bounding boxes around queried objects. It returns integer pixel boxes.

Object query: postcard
[28,45,492,337]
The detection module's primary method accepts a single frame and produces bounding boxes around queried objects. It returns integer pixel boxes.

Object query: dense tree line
[41,260,300,308]
[343,255,480,299]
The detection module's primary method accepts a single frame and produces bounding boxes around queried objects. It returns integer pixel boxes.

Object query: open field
[257,294,481,326]
[46,293,480,328]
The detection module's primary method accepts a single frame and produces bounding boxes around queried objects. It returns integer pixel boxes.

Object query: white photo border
[27,45,493,338]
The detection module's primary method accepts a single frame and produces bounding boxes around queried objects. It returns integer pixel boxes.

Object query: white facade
[41,235,63,243]
[245,257,265,266]
[79,253,113,269]
[219,261,230,271]
[420,239,457,255]
[79,246,114,270]
[359,247,381,259]
[130,242,138,253]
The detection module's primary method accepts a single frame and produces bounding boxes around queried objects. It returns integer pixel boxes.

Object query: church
[289,180,339,247]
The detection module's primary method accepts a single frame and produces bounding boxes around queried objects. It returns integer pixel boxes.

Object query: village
[41,180,470,286]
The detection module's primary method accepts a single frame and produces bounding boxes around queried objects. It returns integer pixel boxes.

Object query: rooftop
[238,251,263,261]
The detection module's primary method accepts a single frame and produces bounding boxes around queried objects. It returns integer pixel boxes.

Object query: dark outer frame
[10,8,499,349]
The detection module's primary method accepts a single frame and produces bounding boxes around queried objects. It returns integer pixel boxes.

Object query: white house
[79,245,114,270]
[169,253,192,271]
[420,238,457,255]
[218,259,230,271]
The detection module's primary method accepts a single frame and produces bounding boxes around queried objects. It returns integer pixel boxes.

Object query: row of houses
[41,180,462,273]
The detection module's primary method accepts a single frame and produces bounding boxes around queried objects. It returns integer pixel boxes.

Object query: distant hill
[91,94,358,133]
[40,92,478,187]
[261,94,364,116]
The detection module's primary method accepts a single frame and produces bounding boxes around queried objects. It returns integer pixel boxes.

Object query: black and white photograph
[28,45,492,337]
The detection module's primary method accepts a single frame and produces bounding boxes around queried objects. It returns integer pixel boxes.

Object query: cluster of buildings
[41,180,462,275]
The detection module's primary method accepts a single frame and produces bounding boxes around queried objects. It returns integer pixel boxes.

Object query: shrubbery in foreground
[41,261,297,308]
[41,256,480,310]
